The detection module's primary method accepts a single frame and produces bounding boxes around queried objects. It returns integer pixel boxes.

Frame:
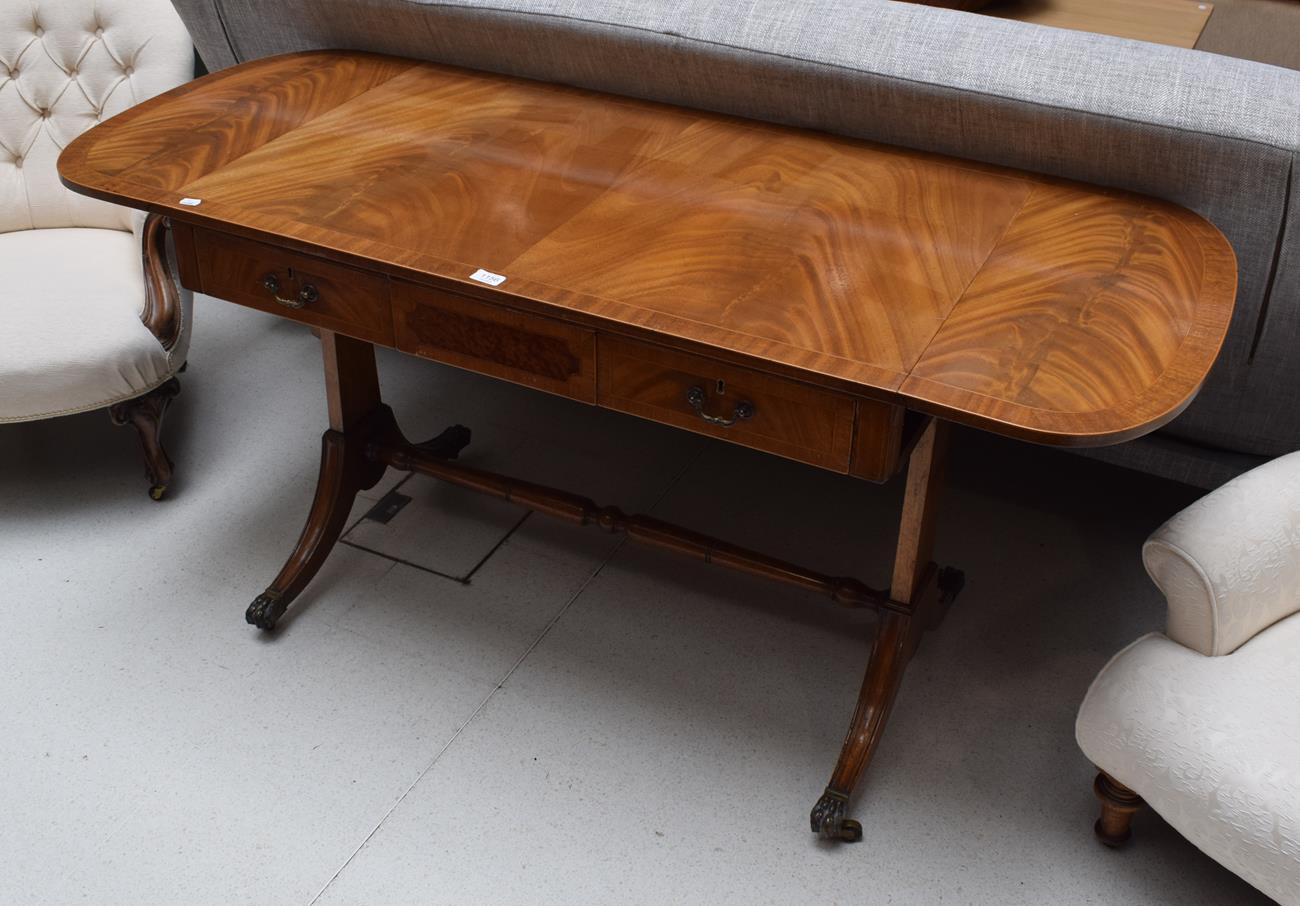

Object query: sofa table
[59,50,1237,843]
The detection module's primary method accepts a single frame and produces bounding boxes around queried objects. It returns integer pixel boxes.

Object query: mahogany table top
[60,50,1237,446]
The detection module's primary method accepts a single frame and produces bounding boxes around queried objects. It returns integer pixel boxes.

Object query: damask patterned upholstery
[0,0,193,422]
[1145,450,1300,656]
[1078,453,1300,905]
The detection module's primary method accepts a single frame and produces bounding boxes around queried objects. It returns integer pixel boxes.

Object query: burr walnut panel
[59,50,1237,447]
[393,280,596,402]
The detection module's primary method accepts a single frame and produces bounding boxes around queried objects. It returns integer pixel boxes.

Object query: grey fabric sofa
[169,0,1300,488]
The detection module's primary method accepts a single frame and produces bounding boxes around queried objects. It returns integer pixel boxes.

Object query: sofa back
[0,0,192,234]
[169,0,1300,464]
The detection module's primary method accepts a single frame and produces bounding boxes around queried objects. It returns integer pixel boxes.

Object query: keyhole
[716,379,726,395]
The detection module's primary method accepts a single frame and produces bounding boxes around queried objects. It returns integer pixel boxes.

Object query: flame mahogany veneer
[59,51,1236,844]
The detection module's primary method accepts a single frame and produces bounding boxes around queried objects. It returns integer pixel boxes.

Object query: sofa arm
[1143,451,1300,655]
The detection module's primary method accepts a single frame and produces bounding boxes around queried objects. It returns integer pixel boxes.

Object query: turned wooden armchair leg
[1094,771,1145,847]
[109,376,181,500]
[812,420,965,841]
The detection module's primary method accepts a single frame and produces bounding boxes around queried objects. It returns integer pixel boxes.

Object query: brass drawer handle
[686,385,755,428]
[261,273,319,310]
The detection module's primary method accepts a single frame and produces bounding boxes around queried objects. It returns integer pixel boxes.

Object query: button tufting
[95,27,104,37]
[14,156,22,168]
[123,66,134,75]
[35,27,44,37]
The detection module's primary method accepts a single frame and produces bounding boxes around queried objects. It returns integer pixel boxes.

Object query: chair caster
[149,483,168,501]
[246,590,288,631]
[811,789,863,842]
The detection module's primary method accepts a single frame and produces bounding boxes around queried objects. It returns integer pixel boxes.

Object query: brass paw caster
[246,590,288,631]
[810,789,863,842]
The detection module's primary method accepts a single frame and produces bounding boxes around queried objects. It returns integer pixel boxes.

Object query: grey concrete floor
[0,298,1273,905]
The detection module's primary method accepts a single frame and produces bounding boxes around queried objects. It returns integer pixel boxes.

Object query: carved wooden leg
[109,376,181,500]
[812,419,964,841]
[247,333,389,630]
[245,333,474,630]
[1094,771,1145,847]
[246,425,386,629]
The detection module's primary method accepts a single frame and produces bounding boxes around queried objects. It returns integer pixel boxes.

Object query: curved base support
[109,376,181,500]
[811,560,962,843]
[249,407,475,632]
[247,408,393,631]
[1093,771,1145,848]
[415,424,472,460]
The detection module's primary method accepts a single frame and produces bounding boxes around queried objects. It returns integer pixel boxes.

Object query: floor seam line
[337,538,472,583]
[304,447,702,905]
[462,509,533,581]
[303,538,623,906]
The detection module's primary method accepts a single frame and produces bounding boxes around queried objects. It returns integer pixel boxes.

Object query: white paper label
[469,268,507,286]
[179,197,203,206]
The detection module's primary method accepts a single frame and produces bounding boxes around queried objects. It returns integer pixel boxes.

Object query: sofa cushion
[1076,615,1300,905]
[0,228,176,423]
[895,0,995,8]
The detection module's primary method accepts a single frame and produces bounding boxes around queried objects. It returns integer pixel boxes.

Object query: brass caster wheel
[836,818,863,843]
[149,484,168,501]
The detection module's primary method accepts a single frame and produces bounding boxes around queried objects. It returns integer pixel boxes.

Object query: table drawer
[597,337,865,473]
[193,229,393,344]
[392,280,596,402]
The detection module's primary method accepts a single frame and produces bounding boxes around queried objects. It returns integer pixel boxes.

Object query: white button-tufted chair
[1,0,194,498]
[1077,450,1300,905]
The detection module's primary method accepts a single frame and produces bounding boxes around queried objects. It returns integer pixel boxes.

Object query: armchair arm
[132,211,185,351]
[1143,451,1300,655]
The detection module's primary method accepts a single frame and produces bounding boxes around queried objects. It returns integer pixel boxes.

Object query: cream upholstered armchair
[1,0,193,498]
[1077,451,1300,905]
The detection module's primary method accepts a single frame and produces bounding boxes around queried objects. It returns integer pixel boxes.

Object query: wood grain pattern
[598,337,858,472]
[194,228,394,346]
[903,186,1237,444]
[991,0,1214,49]
[393,280,596,402]
[58,51,1237,447]
[850,401,908,483]
[890,420,947,602]
[1092,771,1146,847]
